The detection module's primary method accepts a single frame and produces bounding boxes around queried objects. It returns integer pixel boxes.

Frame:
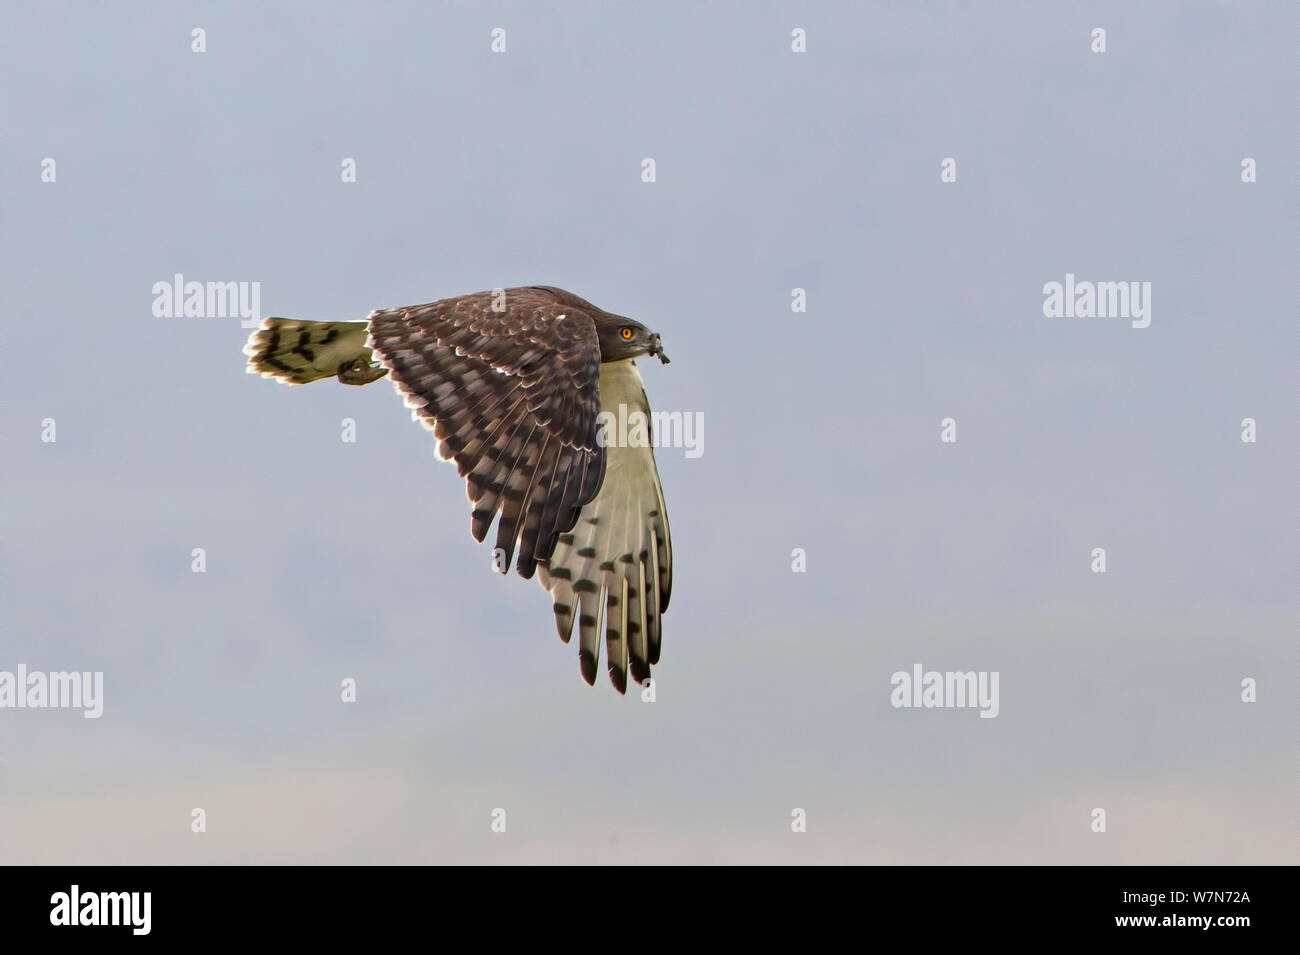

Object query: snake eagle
[243,286,673,693]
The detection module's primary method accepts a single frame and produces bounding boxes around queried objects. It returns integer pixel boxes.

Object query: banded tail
[243,317,388,385]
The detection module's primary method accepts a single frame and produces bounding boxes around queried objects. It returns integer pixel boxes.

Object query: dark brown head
[530,286,669,365]
[593,312,670,365]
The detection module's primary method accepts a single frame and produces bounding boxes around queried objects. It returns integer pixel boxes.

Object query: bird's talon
[337,359,388,386]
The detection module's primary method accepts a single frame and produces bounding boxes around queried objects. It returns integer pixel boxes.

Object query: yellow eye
[620,327,634,340]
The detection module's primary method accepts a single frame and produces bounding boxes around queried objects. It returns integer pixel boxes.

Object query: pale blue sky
[0,1,1294,863]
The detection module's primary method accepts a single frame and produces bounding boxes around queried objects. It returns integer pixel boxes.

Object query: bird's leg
[337,357,389,385]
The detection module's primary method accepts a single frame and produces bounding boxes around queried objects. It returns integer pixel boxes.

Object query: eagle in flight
[243,286,673,693]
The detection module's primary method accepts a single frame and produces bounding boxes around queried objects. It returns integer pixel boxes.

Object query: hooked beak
[649,333,670,365]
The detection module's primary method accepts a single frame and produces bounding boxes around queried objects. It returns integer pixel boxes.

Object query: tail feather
[243,318,381,384]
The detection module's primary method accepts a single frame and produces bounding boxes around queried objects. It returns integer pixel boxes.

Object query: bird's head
[596,314,670,365]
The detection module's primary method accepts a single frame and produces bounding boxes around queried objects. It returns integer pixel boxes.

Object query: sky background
[0,1,1294,864]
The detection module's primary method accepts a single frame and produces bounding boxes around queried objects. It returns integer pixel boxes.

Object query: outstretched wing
[367,289,606,578]
[538,359,673,693]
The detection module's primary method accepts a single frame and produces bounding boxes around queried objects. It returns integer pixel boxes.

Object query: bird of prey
[242,286,673,693]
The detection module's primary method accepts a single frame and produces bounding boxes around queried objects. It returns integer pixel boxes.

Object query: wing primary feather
[605,573,628,693]
[578,579,605,686]
[630,559,651,684]
[513,434,559,579]
[488,423,543,571]
[647,526,663,665]
[466,401,532,542]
